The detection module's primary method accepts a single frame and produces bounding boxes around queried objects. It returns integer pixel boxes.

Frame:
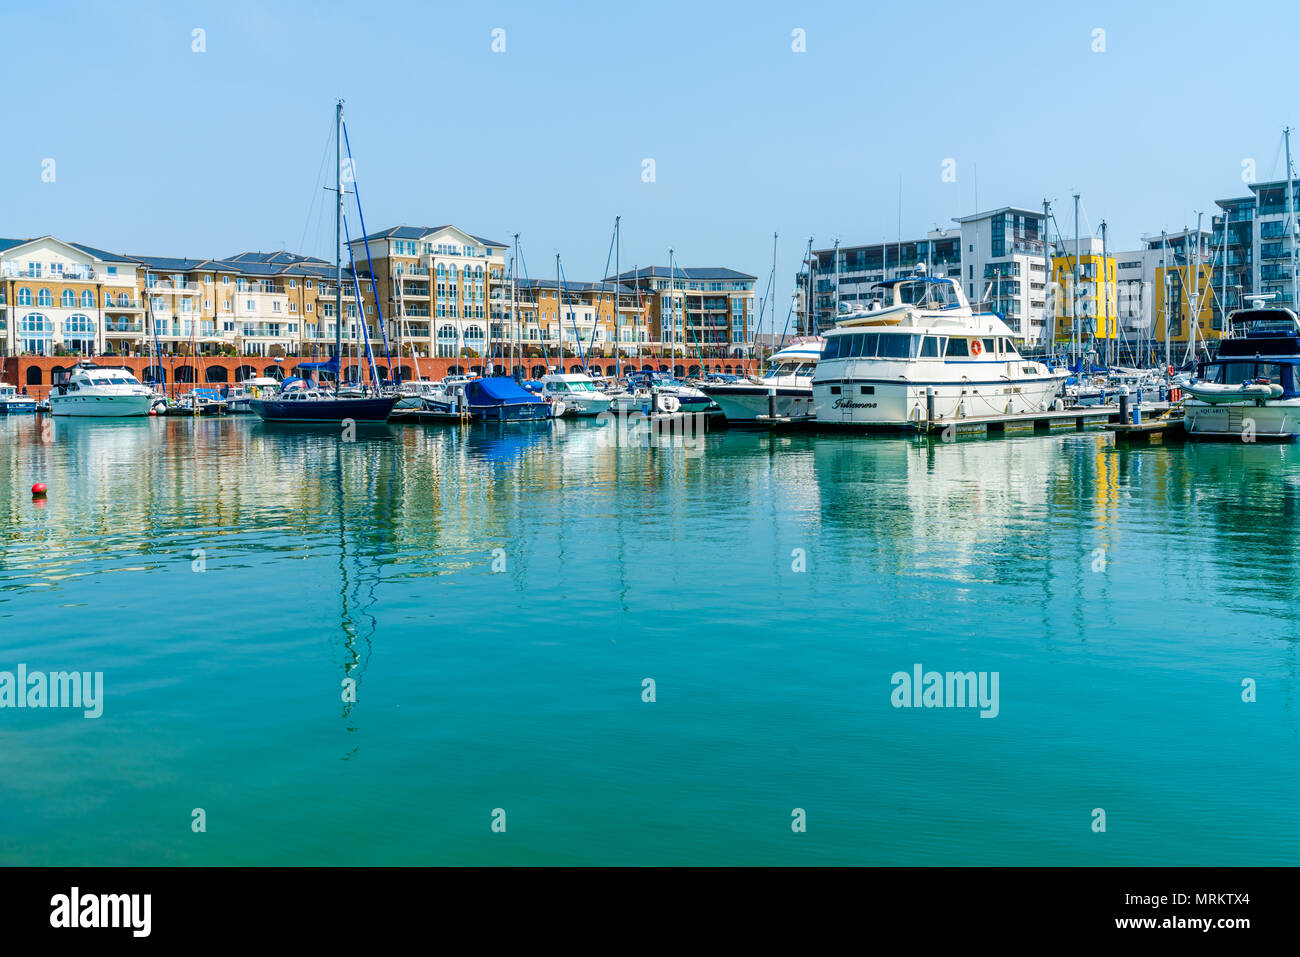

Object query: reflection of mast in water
[332,441,381,739]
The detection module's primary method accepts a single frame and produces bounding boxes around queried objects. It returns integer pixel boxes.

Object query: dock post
[768,387,776,421]
[926,387,935,431]
[1118,386,1129,426]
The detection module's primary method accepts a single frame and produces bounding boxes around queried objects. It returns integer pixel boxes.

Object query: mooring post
[1118,385,1129,426]
[926,387,935,432]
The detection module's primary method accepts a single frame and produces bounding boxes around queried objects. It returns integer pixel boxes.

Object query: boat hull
[1184,399,1300,439]
[813,375,1062,428]
[471,401,553,422]
[0,400,39,414]
[250,396,399,423]
[703,384,813,424]
[49,394,152,417]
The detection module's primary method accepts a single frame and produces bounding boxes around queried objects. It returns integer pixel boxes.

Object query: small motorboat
[0,382,38,414]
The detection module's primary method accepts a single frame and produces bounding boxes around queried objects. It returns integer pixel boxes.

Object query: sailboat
[251,101,399,425]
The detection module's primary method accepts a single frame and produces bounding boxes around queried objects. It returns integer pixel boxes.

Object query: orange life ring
[970,339,984,357]
[1167,365,1174,376]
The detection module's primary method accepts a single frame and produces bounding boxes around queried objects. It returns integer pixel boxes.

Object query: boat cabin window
[878,334,914,358]
[982,338,996,356]
[919,336,941,358]
[895,280,957,308]
[945,337,970,357]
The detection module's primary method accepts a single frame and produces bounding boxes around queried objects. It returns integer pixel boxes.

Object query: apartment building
[346,225,506,360]
[506,278,648,358]
[609,267,757,357]
[0,236,144,357]
[795,232,961,335]
[954,207,1050,340]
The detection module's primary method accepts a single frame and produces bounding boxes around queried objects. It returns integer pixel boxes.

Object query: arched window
[464,325,484,341]
[81,290,95,308]
[474,266,483,279]
[18,287,31,306]
[61,289,75,307]
[436,263,446,278]
[37,288,53,307]
[20,313,53,355]
[437,324,459,358]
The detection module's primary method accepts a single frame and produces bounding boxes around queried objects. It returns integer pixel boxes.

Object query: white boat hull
[49,393,153,417]
[813,374,1062,428]
[1184,399,1300,439]
[705,385,813,423]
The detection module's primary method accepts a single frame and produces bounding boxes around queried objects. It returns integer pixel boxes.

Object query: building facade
[611,267,757,357]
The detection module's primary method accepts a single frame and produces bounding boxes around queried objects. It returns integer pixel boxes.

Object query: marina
[3,411,1299,867]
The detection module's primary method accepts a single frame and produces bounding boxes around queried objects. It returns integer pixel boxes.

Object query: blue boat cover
[297,356,340,373]
[466,377,543,405]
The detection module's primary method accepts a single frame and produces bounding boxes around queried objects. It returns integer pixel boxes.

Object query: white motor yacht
[811,270,1065,428]
[48,362,153,417]
[539,372,614,416]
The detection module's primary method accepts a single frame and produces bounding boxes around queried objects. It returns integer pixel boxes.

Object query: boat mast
[1287,127,1298,310]
[833,238,841,319]
[668,248,675,364]
[1072,193,1080,369]
[512,233,520,376]
[334,99,343,395]
[1190,213,1202,364]
[614,216,621,377]
[1042,199,1051,352]
[555,253,562,373]
[1100,219,1109,367]
[1161,230,1170,370]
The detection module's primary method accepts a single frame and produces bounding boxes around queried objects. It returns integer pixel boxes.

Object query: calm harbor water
[1,413,1298,866]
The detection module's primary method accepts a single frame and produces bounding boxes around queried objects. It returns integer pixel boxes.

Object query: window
[18,287,32,306]
[223,276,230,285]
[38,288,53,307]
[81,290,95,308]
[945,337,970,357]
[289,279,297,289]
[919,336,940,357]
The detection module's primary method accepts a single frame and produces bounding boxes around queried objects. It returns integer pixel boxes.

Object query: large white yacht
[811,271,1065,428]
[48,362,153,417]
[700,338,823,424]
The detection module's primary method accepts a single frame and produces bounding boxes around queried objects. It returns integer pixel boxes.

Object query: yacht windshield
[896,280,958,308]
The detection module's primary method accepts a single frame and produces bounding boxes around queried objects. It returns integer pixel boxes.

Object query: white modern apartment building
[954,207,1050,341]
[0,236,144,357]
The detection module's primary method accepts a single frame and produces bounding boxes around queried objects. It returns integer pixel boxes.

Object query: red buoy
[31,482,47,497]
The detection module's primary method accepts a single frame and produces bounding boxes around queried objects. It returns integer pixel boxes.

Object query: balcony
[1,263,101,281]
[103,298,143,310]
[104,320,144,333]
[146,279,200,294]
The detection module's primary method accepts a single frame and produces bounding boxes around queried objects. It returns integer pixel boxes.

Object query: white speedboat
[811,270,1065,428]
[1184,308,1300,438]
[0,382,38,413]
[539,373,614,416]
[394,378,444,410]
[700,338,823,424]
[48,362,153,417]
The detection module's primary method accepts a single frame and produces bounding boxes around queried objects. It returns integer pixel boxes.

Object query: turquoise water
[1,414,1298,865]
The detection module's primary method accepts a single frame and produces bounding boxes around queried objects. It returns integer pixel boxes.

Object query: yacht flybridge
[811,272,1065,428]
[1183,307,1300,439]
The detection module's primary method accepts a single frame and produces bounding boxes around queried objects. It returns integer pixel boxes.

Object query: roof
[516,277,638,295]
[0,235,135,263]
[953,206,1044,224]
[355,225,507,248]
[608,266,757,282]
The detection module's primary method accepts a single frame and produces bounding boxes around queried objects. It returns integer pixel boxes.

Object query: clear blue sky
[3,0,1297,328]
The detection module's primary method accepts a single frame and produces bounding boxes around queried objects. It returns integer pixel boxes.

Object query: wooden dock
[1109,415,1186,443]
[918,406,1119,437]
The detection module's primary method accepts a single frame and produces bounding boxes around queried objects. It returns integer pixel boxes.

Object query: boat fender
[656,393,680,414]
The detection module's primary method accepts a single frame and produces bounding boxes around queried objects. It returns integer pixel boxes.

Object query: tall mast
[512,234,519,375]
[669,248,675,362]
[334,99,343,394]
[1042,199,1051,351]
[1100,219,1109,367]
[833,238,841,318]
[1190,213,1202,363]
[614,216,621,377]
[1161,230,1170,369]
[1072,193,1080,368]
[555,253,562,372]
[1287,127,1298,309]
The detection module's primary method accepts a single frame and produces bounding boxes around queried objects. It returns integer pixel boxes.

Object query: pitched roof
[608,266,756,282]
[356,224,506,248]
